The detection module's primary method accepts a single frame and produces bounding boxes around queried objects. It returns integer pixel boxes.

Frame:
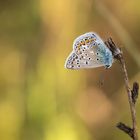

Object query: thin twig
[105,38,138,140]
[118,53,138,140]
[116,122,133,138]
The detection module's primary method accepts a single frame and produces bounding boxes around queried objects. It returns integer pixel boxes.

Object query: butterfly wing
[65,32,113,69]
[65,50,105,69]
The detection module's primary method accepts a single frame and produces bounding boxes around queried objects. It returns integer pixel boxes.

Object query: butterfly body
[65,32,113,69]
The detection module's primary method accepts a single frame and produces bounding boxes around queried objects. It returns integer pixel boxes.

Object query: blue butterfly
[65,32,113,69]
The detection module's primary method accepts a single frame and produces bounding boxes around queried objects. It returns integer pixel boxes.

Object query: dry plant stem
[105,38,138,139]
[118,54,138,140]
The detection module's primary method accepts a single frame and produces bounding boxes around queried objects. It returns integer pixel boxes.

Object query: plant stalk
[118,54,138,140]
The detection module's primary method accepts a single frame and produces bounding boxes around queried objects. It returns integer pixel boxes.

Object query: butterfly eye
[96,58,99,61]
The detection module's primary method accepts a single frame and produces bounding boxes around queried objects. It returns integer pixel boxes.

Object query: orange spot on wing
[81,40,85,45]
[85,39,90,44]
[91,38,96,41]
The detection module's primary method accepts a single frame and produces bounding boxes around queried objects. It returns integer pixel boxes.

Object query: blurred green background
[0,0,140,140]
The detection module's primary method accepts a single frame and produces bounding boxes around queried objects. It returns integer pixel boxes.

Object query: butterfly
[65,32,113,69]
